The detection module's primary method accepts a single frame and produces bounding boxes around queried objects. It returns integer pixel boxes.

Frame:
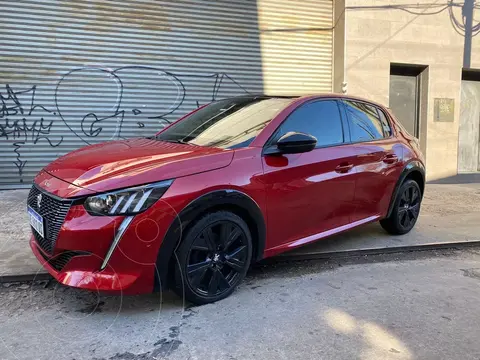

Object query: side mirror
[265,131,317,155]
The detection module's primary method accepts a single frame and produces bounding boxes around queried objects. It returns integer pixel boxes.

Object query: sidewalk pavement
[1,179,479,278]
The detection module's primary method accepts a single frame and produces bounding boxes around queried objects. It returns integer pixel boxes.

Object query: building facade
[337,0,480,181]
[0,0,478,188]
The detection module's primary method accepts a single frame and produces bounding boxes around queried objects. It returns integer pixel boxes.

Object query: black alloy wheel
[380,179,422,235]
[397,182,421,229]
[174,211,252,304]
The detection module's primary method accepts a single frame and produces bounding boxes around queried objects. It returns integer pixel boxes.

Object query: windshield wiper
[157,138,202,147]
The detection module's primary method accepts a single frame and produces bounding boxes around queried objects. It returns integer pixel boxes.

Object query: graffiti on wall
[0,84,64,180]
[0,66,250,183]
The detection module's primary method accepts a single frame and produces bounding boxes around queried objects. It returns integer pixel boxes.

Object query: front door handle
[335,163,354,173]
[382,154,398,164]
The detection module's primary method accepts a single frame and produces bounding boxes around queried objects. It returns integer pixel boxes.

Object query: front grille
[38,249,88,272]
[27,185,72,254]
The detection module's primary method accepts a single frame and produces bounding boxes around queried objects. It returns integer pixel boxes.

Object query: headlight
[84,180,173,216]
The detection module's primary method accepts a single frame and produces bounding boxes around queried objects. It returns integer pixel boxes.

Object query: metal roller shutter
[258,0,333,94]
[0,0,333,189]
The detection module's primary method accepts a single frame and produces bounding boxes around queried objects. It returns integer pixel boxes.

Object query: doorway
[458,69,480,173]
[389,64,428,138]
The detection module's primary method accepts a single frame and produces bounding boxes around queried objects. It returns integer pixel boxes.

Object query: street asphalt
[1,248,480,359]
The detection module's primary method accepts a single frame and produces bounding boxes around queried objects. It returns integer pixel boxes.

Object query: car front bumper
[30,237,143,293]
[28,189,178,295]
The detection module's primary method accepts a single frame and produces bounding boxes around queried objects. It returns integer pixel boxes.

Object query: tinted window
[272,100,344,147]
[377,108,392,136]
[344,100,385,142]
[156,97,295,149]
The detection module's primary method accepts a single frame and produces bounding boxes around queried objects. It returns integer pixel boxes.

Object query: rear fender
[385,161,426,218]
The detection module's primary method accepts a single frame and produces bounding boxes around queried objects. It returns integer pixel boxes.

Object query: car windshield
[155,97,295,149]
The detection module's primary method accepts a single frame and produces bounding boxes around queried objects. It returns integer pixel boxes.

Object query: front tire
[173,211,252,305]
[380,179,422,235]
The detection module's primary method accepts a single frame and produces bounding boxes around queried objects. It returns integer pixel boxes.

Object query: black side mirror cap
[264,131,317,155]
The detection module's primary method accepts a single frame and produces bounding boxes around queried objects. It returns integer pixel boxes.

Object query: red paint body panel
[264,215,380,258]
[351,139,404,221]
[34,171,95,198]
[44,138,234,194]
[261,144,358,248]
[28,94,425,295]
[30,239,142,293]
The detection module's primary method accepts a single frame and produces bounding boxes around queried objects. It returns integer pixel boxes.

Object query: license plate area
[28,206,45,238]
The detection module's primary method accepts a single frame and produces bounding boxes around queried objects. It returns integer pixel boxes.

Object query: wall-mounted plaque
[434,98,455,122]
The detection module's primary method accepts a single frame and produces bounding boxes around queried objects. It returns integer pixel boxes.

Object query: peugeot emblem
[44,180,51,188]
[37,194,42,209]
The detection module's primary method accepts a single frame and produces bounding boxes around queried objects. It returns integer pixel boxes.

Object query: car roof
[225,93,387,110]
[299,93,386,108]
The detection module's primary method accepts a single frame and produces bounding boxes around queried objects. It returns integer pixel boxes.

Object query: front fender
[153,189,266,291]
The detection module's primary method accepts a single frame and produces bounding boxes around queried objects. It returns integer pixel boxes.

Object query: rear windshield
[156,97,295,149]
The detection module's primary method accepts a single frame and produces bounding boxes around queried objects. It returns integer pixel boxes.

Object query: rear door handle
[335,163,354,173]
[382,154,398,164]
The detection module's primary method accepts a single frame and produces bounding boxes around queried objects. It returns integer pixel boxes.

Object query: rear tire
[173,211,252,305]
[380,179,422,235]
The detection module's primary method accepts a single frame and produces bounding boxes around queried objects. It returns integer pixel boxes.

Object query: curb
[0,272,52,284]
[2,241,480,284]
[263,240,480,263]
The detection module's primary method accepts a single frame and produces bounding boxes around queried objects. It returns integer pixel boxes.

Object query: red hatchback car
[28,94,425,304]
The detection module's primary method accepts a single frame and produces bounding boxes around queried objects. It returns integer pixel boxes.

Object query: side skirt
[263,215,380,258]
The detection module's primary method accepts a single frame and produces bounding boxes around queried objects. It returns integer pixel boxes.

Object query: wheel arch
[386,160,426,218]
[153,189,266,291]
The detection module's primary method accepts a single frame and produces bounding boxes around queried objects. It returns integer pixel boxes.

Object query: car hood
[43,138,234,194]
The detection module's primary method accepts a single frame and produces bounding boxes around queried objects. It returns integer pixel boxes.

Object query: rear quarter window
[343,100,387,142]
[377,108,392,137]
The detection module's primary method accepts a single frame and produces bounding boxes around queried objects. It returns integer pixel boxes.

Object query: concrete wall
[342,0,480,180]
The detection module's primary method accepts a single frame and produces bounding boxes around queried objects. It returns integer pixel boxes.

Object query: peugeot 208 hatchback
[28,94,425,304]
